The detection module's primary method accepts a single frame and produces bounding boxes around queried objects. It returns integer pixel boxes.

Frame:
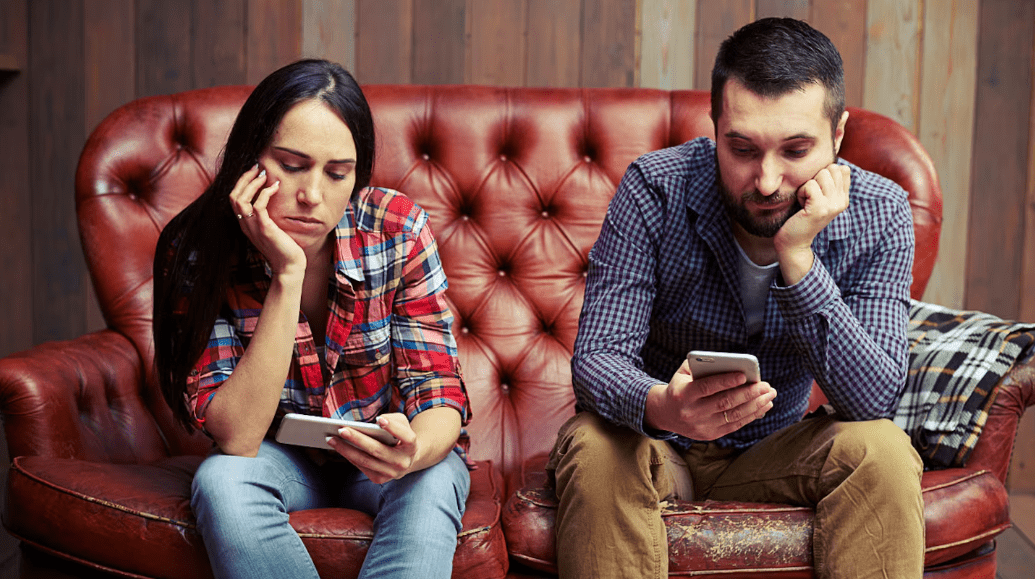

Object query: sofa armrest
[0,330,169,463]
[965,352,1035,482]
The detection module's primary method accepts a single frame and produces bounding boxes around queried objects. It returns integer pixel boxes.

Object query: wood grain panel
[1024,27,1035,323]
[29,0,88,344]
[467,0,527,86]
[639,0,694,90]
[526,0,582,87]
[917,0,978,310]
[693,0,752,90]
[966,0,1034,319]
[84,0,135,333]
[246,0,303,84]
[862,0,920,133]
[303,0,355,72]
[582,0,638,87]
[0,0,32,358]
[810,0,867,108]
[757,0,809,20]
[194,0,246,88]
[355,0,412,84]
[136,0,192,96]
[412,0,466,84]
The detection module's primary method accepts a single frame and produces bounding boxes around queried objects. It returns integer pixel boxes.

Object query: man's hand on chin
[774,163,850,284]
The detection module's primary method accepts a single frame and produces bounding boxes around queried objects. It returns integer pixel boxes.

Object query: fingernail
[258,169,266,179]
[377,416,388,426]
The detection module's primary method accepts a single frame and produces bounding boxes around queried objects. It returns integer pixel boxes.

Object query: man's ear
[833,110,849,155]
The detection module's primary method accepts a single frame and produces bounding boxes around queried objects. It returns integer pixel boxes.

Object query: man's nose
[755,155,783,196]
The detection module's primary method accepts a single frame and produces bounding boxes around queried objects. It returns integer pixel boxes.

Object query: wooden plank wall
[1,0,1034,485]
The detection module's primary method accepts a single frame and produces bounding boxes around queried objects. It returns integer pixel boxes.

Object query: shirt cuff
[771,258,840,321]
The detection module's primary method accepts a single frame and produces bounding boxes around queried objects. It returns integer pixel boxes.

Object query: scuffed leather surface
[4,456,504,579]
[1,83,1026,579]
[503,462,1009,575]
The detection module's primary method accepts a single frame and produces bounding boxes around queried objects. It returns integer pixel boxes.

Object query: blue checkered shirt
[572,137,915,449]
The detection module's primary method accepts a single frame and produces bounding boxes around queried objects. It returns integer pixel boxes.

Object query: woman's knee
[388,453,470,512]
[191,453,270,512]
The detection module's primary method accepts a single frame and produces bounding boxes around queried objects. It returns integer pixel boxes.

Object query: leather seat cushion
[502,462,1008,576]
[4,456,507,579]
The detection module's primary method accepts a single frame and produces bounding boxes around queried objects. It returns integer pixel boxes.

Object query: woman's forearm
[408,406,462,472]
[203,271,304,456]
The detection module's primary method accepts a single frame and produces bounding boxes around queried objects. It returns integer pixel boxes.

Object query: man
[548,17,924,579]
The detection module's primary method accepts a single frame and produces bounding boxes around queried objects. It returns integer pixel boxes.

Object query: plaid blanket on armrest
[892,300,1035,469]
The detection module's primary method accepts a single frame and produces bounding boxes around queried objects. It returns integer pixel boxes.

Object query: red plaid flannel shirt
[185,187,471,461]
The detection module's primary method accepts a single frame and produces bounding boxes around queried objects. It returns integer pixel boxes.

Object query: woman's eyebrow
[273,146,355,164]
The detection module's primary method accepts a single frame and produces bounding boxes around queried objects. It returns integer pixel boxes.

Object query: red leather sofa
[1,84,1032,578]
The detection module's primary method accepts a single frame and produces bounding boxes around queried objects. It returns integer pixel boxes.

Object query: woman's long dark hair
[153,59,376,431]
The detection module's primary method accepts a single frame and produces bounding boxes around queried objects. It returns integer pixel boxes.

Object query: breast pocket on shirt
[339,324,392,367]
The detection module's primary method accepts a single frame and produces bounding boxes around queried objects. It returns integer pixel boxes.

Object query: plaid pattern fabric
[185,187,471,460]
[572,137,916,450]
[894,299,1035,468]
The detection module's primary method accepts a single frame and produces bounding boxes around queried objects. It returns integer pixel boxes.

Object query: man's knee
[828,419,922,488]
[549,413,669,503]
[553,413,646,471]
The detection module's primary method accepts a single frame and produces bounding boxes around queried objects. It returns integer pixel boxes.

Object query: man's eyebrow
[723,131,817,142]
[273,146,356,164]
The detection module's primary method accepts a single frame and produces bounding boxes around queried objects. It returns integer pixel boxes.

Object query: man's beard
[716,164,803,239]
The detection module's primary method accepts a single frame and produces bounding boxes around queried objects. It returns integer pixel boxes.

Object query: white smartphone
[275,413,399,448]
[687,350,761,383]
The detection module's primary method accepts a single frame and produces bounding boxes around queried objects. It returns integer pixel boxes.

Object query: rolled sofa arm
[965,352,1035,483]
[0,330,169,463]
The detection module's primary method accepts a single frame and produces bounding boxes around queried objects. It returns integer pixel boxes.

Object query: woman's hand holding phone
[327,413,422,484]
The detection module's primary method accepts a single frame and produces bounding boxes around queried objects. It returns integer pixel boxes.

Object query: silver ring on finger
[236,213,243,219]
[723,411,729,424]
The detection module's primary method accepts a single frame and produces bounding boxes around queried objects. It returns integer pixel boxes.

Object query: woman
[153,59,471,579]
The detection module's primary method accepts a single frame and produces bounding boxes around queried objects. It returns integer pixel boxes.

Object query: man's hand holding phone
[645,352,776,441]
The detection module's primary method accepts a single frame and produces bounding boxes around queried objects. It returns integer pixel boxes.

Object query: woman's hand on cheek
[327,413,418,484]
[229,165,306,277]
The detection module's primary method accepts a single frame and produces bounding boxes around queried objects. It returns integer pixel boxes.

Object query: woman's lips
[282,216,324,232]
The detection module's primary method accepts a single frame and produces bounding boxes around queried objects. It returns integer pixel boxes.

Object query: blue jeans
[191,440,470,579]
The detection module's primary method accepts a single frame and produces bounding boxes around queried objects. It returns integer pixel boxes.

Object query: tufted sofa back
[75,84,942,485]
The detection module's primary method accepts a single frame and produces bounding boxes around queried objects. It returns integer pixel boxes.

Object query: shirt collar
[334,197,366,283]
[248,197,366,284]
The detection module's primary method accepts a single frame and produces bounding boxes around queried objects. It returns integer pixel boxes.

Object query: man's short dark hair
[710,18,846,135]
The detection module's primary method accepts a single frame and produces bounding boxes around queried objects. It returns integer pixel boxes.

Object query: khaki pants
[547,412,924,579]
